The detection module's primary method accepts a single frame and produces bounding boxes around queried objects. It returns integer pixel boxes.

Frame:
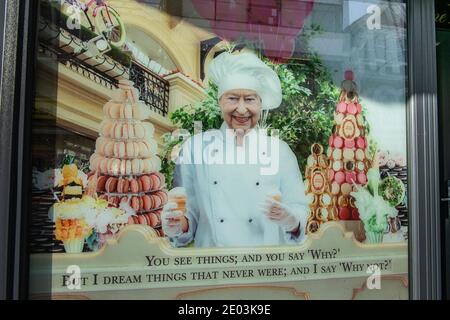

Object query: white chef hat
[208,52,282,110]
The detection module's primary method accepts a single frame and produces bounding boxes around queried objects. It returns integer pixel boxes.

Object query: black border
[0,0,444,300]
[0,0,38,300]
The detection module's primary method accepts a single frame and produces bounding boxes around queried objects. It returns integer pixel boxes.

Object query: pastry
[332,160,343,171]
[333,136,343,148]
[345,172,356,184]
[344,139,355,149]
[131,196,140,211]
[342,148,355,160]
[96,175,107,192]
[332,148,342,160]
[114,141,126,158]
[334,171,345,185]
[355,149,365,161]
[341,183,352,195]
[105,177,118,193]
[134,123,145,139]
[140,175,152,192]
[336,102,347,113]
[126,160,132,175]
[357,172,367,184]
[339,207,350,220]
[142,195,152,211]
[346,103,357,114]
[356,137,366,149]
[130,179,139,193]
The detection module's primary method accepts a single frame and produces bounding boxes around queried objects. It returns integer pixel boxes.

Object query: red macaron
[96,175,108,192]
[140,175,152,192]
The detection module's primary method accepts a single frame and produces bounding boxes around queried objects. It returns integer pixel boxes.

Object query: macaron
[142,195,152,211]
[137,178,143,192]
[328,136,334,148]
[110,158,121,175]
[120,196,128,204]
[327,147,332,158]
[328,169,335,181]
[158,190,168,204]
[345,172,356,184]
[114,141,126,158]
[155,172,165,185]
[149,213,158,227]
[143,158,153,173]
[121,123,129,140]
[357,172,367,184]
[130,179,139,193]
[134,123,145,139]
[114,123,123,139]
[355,149,365,161]
[131,196,140,211]
[132,159,142,175]
[151,157,162,172]
[332,148,342,160]
[122,179,130,193]
[117,178,125,193]
[356,114,364,126]
[100,158,109,174]
[105,177,118,193]
[124,104,133,119]
[102,120,114,137]
[108,102,121,118]
[138,214,146,225]
[351,208,360,220]
[332,160,343,172]
[344,139,355,149]
[104,141,115,157]
[127,215,135,225]
[127,123,135,139]
[356,137,366,149]
[126,142,135,158]
[152,194,162,209]
[356,103,362,114]
[336,102,347,113]
[334,113,344,125]
[339,207,350,220]
[120,159,127,175]
[331,182,340,195]
[346,103,357,114]
[356,161,365,172]
[334,171,345,185]
[126,160,132,175]
[96,175,108,192]
[341,183,352,195]
[139,196,144,211]
[140,175,152,192]
[334,136,343,148]
[342,148,355,160]
[338,195,348,207]
[150,173,160,189]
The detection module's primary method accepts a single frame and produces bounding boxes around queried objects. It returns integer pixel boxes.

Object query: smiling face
[219,89,262,131]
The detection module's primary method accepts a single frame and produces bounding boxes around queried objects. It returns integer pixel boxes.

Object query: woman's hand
[161,202,189,237]
[262,198,300,233]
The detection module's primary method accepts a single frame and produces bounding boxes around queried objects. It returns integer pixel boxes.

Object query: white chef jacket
[171,122,308,248]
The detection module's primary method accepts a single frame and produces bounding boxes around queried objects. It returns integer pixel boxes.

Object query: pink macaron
[140,175,152,192]
[357,172,367,184]
[334,136,344,148]
[328,169,335,181]
[334,171,345,185]
[356,137,366,149]
[142,195,152,211]
[336,102,347,113]
[345,172,356,184]
[328,136,334,148]
[356,103,362,114]
[344,139,355,149]
[346,103,357,115]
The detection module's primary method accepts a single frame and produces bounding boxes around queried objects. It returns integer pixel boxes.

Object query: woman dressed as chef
[161,52,308,248]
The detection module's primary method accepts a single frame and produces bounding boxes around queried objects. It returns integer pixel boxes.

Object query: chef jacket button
[262,152,266,155]
[256,182,260,186]
[214,181,218,185]
[220,219,224,223]
[248,218,253,223]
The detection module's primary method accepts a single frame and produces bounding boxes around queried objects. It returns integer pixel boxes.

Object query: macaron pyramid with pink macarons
[88,79,168,236]
[326,70,371,221]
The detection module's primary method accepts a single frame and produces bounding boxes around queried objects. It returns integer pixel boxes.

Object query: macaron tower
[89,79,168,235]
[326,71,370,221]
[304,143,334,234]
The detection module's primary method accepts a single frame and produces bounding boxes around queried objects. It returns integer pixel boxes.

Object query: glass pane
[29,0,408,300]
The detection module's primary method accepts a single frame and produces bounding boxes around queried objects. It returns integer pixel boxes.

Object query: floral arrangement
[49,196,133,253]
[350,168,398,243]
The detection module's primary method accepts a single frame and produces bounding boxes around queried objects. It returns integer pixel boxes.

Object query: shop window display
[29,0,409,300]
